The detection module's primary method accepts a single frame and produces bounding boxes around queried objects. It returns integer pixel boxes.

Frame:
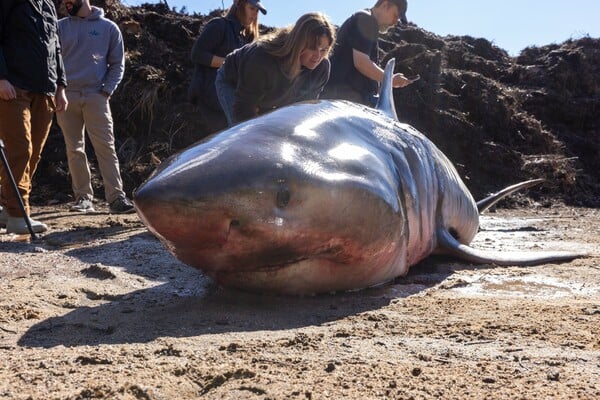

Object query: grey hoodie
[58,6,124,95]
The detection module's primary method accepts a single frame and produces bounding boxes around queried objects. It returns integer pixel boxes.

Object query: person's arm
[0,80,16,100]
[210,56,225,68]
[191,19,227,69]
[352,49,384,82]
[353,49,414,88]
[102,23,125,96]
[349,12,414,89]
[55,85,67,112]
[232,53,270,123]
[54,15,67,110]
[232,75,265,123]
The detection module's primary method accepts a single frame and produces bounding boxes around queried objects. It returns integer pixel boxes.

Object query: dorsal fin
[376,58,399,121]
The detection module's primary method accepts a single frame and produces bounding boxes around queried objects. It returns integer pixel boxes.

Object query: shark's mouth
[211,247,347,274]
[189,224,360,271]
[254,256,312,272]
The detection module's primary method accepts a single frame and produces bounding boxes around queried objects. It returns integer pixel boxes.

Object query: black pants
[321,84,377,107]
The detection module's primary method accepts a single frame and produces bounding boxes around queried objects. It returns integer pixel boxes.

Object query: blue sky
[123,1,599,55]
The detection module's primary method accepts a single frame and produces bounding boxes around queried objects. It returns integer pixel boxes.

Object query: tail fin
[437,227,586,266]
[477,179,544,213]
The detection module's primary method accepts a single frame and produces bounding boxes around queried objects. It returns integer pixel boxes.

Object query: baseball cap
[389,0,408,24]
[248,0,267,15]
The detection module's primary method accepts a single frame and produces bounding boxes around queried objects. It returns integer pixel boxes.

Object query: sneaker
[6,215,48,234]
[109,196,135,214]
[70,196,95,213]
[0,206,7,228]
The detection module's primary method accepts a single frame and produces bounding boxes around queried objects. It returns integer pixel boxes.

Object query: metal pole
[0,139,38,240]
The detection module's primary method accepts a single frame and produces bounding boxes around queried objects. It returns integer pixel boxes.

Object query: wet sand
[1,205,598,399]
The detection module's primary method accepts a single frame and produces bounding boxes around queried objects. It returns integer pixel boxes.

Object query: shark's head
[134,100,409,294]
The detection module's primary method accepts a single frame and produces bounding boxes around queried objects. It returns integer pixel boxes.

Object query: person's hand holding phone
[392,73,420,88]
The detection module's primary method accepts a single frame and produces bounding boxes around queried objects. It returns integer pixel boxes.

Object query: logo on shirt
[89,30,100,37]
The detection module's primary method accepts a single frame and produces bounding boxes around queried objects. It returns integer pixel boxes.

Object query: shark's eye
[276,187,290,208]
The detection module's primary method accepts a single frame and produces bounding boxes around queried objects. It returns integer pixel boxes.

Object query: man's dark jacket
[0,0,66,95]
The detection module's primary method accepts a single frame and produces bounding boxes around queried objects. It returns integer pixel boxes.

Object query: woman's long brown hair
[260,12,335,79]
[226,0,260,42]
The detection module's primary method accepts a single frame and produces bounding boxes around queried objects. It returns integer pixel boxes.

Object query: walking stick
[0,139,38,240]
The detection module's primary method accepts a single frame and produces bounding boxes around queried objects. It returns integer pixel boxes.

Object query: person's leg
[82,92,125,204]
[0,88,35,217]
[215,67,236,127]
[7,92,54,233]
[56,91,94,201]
[29,92,55,182]
[0,205,6,227]
[0,89,51,233]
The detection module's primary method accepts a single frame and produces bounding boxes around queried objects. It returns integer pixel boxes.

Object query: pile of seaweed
[36,0,599,207]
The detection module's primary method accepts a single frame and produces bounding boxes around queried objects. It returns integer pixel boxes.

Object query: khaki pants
[56,90,125,203]
[0,88,54,217]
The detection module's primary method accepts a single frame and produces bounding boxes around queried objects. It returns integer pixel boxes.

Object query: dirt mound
[35,0,599,207]
[382,27,599,205]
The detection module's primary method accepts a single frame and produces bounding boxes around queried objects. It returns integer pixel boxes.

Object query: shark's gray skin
[134,59,583,295]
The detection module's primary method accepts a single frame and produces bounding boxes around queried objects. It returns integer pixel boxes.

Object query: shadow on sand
[17,228,456,348]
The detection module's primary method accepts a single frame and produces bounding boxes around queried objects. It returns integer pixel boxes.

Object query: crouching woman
[215,12,335,125]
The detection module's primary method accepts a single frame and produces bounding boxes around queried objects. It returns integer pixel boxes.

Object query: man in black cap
[322,0,416,106]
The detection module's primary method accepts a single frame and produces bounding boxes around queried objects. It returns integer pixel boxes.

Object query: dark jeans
[215,66,236,127]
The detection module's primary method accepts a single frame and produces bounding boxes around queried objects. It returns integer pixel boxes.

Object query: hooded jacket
[58,6,124,96]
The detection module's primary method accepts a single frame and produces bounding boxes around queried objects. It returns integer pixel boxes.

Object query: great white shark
[133,59,584,295]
